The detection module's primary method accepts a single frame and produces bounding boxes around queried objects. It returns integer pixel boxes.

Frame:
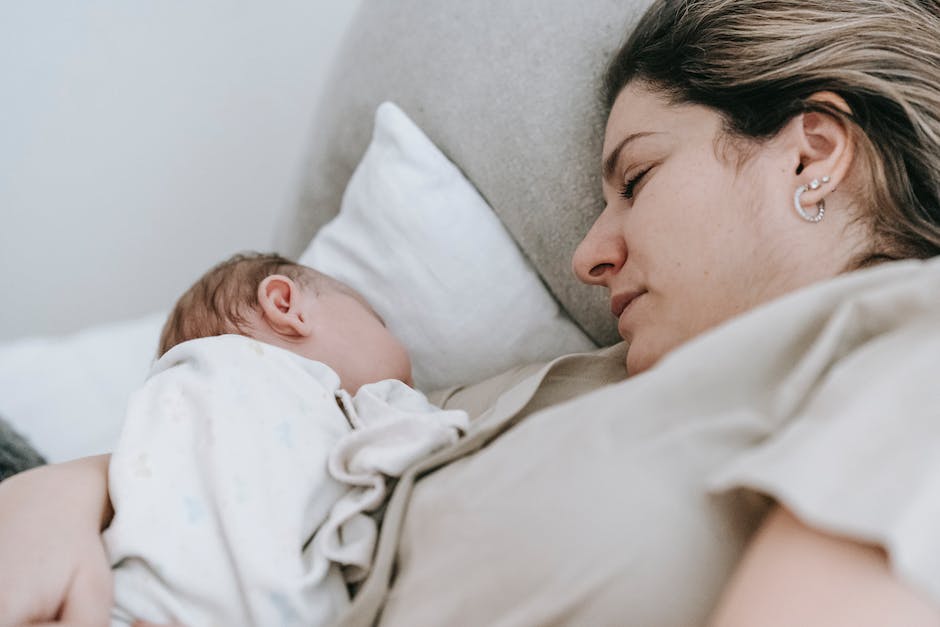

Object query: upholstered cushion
[275,0,655,346]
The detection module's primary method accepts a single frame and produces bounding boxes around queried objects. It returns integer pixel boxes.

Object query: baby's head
[158,252,412,392]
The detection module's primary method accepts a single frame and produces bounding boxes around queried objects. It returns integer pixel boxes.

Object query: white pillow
[0,312,165,463]
[300,102,596,391]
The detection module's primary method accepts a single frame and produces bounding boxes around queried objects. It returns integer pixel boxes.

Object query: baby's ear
[257,275,311,338]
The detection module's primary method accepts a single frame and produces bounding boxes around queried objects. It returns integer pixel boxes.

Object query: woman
[2,0,940,624]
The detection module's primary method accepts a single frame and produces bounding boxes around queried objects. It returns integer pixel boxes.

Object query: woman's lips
[610,290,646,318]
[612,290,647,339]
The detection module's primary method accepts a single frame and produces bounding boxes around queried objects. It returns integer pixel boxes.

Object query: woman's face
[573,82,859,375]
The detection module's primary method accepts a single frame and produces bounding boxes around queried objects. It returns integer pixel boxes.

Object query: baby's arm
[0,454,113,626]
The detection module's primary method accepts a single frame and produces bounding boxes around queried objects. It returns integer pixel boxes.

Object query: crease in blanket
[0,416,46,482]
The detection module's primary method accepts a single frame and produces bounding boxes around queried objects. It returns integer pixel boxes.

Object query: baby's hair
[157,252,326,358]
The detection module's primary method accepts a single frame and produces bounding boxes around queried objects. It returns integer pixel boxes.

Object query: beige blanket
[339,257,940,627]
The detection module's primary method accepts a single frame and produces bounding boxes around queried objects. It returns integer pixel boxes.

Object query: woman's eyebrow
[602,131,661,182]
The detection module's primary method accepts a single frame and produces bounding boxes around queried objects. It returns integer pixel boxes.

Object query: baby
[104,252,468,627]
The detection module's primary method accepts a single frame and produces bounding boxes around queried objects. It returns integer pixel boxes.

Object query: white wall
[0,1,362,341]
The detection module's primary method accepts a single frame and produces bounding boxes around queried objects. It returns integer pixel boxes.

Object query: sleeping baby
[104,252,468,627]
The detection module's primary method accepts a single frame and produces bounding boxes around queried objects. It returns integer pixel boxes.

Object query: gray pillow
[275,0,655,346]
[0,417,46,482]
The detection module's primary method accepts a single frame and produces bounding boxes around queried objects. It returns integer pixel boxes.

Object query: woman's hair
[605,0,940,264]
[157,252,316,358]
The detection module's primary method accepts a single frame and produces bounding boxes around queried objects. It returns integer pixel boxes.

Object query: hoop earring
[793,175,830,223]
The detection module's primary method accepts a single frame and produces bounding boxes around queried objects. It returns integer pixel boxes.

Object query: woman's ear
[257,275,312,338]
[789,91,856,207]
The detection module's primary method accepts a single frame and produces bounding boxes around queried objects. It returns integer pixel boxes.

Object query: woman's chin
[625,344,658,376]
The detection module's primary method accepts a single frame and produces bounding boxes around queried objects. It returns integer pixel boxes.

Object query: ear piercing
[794,175,831,223]
[808,175,831,190]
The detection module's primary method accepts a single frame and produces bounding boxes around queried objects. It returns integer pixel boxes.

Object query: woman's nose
[572,206,627,286]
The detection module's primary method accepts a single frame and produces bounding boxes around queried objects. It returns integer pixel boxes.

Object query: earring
[793,175,830,223]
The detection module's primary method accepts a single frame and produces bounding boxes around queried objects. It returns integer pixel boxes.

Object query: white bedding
[0,312,165,462]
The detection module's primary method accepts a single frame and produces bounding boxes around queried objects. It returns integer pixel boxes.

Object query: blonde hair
[606,0,940,264]
[157,252,319,357]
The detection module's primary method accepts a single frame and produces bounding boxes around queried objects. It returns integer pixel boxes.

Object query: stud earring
[794,175,830,223]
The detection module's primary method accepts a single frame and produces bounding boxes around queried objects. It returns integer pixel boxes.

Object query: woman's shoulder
[705,258,940,609]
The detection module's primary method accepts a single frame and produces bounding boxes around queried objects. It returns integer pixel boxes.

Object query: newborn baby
[104,252,468,627]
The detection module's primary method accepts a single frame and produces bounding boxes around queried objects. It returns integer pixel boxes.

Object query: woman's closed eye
[619,166,653,201]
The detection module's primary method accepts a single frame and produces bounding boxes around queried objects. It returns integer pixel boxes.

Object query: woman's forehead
[603,84,720,159]
[607,83,670,125]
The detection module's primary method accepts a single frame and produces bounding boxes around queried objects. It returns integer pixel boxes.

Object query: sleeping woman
[2,0,940,625]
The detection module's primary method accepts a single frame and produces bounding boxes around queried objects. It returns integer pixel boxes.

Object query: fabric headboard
[275,0,655,346]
